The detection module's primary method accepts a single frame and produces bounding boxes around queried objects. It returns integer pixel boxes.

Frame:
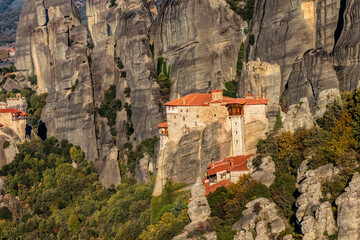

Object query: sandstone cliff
[155,0,245,99]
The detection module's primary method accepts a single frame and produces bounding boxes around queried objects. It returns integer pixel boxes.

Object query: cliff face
[242,0,346,129]
[155,0,245,99]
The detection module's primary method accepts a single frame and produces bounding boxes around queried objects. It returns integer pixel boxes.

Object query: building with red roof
[0,108,28,140]
[203,154,254,195]
[157,89,269,156]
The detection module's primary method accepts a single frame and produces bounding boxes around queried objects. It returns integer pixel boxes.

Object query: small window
[197,115,199,118]
[183,116,185,121]
[236,140,239,143]
[186,109,189,112]
[214,114,216,117]
[236,131,238,134]
[195,122,197,126]
[174,115,176,119]
[235,122,238,125]
[180,109,183,112]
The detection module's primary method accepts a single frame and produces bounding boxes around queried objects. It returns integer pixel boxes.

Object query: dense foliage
[206,176,271,239]
[226,0,256,22]
[157,57,173,101]
[254,90,360,236]
[0,137,189,239]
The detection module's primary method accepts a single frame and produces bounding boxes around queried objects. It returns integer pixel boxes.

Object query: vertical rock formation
[87,0,163,144]
[336,172,360,240]
[153,122,232,196]
[233,198,287,240]
[243,0,342,130]
[333,0,360,91]
[155,0,245,99]
[295,162,337,240]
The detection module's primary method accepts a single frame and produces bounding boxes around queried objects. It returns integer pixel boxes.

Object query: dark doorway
[25,124,32,139]
[37,121,47,141]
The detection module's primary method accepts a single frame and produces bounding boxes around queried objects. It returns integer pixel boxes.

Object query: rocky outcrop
[173,177,215,240]
[295,162,337,240]
[333,0,360,91]
[239,60,281,109]
[233,197,287,240]
[247,156,275,187]
[153,122,232,196]
[135,153,151,184]
[155,0,245,99]
[87,0,163,144]
[336,172,360,240]
[0,131,20,167]
[282,98,315,132]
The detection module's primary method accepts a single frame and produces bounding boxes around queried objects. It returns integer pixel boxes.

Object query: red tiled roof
[157,122,168,128]
[211,89,223,93]
[0,109,27,115]
[206,154,254,176]
[165,93,268,106]
[204,179,232,195]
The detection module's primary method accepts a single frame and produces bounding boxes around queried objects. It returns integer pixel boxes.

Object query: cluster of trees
[254,90,360,237]
[206,175,271,240]
[157,57,173,101]
[226,0,256,22]
[0,137,190,239]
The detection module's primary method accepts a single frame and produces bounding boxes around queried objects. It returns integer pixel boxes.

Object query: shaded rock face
[153,122,232,196]
[333,0,360,91]
[155,0,245,99]
[173,177,215,240]
[233,198,287,240]
[336,172,360,240]
[247,156,275,187]
[188,177,211,222]
[245,0,348,130]
[295,162,337,240]
[135,154,151,184]
[87,0,163,144]
[0,130,21,167]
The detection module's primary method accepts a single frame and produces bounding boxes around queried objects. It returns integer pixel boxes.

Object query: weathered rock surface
[87,0,163,144]
[295,162,336,240]
[247,156,275,187]
[233,197,287,240]
[156,0,245,99]
[173,177,214,240]
[333,0,360,91]
[135,153,151,184]
[336,172,360,240]
[153,122,232,196]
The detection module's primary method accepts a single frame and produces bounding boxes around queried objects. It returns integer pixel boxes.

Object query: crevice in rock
[37,121,47,141]
[333,0,347,49]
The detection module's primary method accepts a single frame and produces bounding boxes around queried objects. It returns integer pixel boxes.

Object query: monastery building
[157,89,269,156]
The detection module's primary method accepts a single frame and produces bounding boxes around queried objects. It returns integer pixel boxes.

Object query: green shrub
[157,57,173,100]
[236,42,245,77]
[0,206,12,220]
[3,141,10,149]
[124,87,131,98]
[245,182,271,200]
[71,79,79,92]
[249,34,255,46]
[273,109,283,131]
[9,74,15,79]
[223,80,238,98]
[216,225,237,240]
[110,0,118,8]
[28,75,37,85]
[322,175,348,204]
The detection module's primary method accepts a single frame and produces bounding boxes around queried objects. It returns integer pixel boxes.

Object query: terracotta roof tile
[165,94,268,106]
[0,109,27,115]
[157,122,168,128]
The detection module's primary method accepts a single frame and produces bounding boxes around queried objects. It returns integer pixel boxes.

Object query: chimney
[211,89,223,101]
[211,158,215,165]
[262,92,266,99]
[177,93,181,99]
[183,99,186,105]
